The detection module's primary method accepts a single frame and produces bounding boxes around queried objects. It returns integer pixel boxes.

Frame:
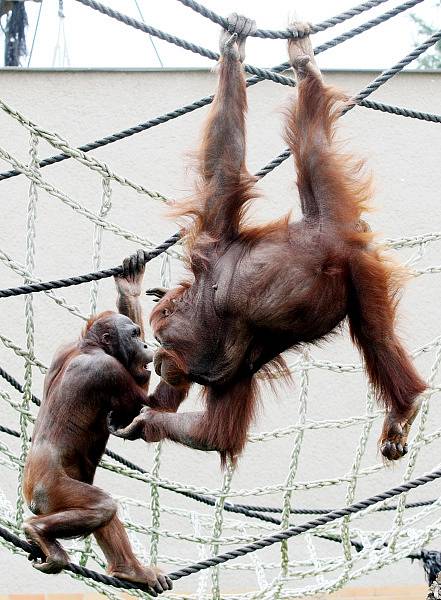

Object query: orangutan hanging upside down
[111,16,426,464]
[22,251,175,594]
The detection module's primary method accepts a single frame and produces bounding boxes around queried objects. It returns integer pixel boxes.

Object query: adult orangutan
[111,16,426,464]
[22,251,174,594]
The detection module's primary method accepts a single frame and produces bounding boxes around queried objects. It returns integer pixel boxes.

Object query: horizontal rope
[359,99,441,123]
[0,466,439,590]
[0,366,438,519]
[0,420,428,566]
[0,234,180,298]
[1,414,438,580]
[0,0,429,184]
[175,0,393,38]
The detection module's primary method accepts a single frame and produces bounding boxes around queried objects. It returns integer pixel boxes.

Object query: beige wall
[0,68,440,596]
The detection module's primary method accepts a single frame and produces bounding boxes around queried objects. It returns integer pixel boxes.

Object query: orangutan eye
[162,308,170,317]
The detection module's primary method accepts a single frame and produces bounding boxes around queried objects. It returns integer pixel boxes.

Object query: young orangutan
[111,17,426,464]
[22,251,173,595]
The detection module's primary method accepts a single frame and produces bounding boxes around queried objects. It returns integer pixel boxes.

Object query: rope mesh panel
[0,1,440,598]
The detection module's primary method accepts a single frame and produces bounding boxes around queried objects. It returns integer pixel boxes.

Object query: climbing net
[0,0,441,598]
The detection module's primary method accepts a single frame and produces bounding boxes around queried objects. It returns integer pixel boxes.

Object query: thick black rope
[0,234,181,298]
[0,367,41,406]
[71,0,428,86]
[76,0,425,73]
[0,369,438,581]
[0,93,437,185]
[0,422,430,563]
[0,366,438,577]
[81,0,422,42]
[359,99,441,123]
[0,466,440,590]
[0,524,162,595]
[0,366,438,518]
[0,0,434,184]
[72,0,431,105]
[296,0,426,55]
[351,30,441,105]
[1,27,439,300]
[0,413,437,517]
[0,421,425,566]
[0,415,437,570]
[166,468,441,580]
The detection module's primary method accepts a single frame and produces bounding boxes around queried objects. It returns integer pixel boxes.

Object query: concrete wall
[0,67,440,596]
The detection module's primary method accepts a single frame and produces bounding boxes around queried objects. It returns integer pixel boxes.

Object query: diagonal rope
[0,0,433,184]
[0,466,439,591]
[0,27,439,300]
[166,467,441,581]
[0,366,438,520]
[0,97,169,202]
[72,0,427,86]
[73,0,295,87]
[0,1,439,595]
[351,30,441,104]
[256,28,441,177]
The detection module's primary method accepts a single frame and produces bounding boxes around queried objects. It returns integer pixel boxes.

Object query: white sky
[3,0,440,69]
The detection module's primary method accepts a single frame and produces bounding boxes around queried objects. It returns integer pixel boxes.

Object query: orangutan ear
[146,287,169,302]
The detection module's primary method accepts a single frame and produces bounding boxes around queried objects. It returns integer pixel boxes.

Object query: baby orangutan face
[94,313,153,389]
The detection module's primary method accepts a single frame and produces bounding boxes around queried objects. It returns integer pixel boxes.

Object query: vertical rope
[149,252,171,566]
[305,533,324,586]
[238,522,269,591]
[211,458,234,600]
[275,349,309,599]
[339,387,376,582]
[16,133,39,527]
[79,535,92,567]
[159,251,172,290]
[89,176,112,315]
[386,240,440,555]
[83,177,112,557]
[389,339,441,552]
[120,501,149,568]
[149,441,162,565]
[52,0,71,68]
[190,511,210,600]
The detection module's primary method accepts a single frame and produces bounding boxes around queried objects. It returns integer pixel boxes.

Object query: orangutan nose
[144,348,154,363]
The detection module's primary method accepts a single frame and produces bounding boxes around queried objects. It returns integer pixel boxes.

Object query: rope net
[0,1,441,598]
